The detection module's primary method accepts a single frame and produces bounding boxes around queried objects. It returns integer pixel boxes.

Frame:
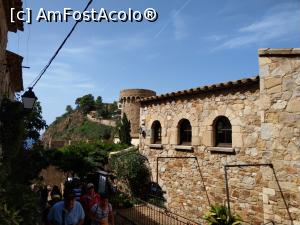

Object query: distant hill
[42,94,121,147]
[42,110,117,145]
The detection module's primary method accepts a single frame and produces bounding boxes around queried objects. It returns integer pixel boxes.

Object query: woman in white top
[90,196,115,225]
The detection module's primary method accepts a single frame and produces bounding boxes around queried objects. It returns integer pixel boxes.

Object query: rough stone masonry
[120,48,300,225]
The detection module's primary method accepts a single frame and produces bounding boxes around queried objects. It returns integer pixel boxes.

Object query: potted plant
[203,204,242,225]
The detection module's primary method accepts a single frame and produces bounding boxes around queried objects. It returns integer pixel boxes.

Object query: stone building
[0,0,24,102]
[0,0,24,156]
[119,89,156,145]
[120,48,300,224]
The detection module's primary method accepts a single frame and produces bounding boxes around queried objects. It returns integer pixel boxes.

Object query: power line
[28,0,93,89]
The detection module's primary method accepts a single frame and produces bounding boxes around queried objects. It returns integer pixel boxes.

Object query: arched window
[151,121,162,144]
[178,119,192,145]
[214,116,232,147]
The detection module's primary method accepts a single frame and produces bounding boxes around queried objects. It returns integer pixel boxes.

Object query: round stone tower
[119,89,156,139]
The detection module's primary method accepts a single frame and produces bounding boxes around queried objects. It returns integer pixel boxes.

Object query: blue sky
[8,0,300,124]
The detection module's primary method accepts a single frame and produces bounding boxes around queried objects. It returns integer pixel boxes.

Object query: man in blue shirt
[48,189,85,225]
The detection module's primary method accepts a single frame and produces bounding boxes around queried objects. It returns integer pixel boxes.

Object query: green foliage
[49,112,114,141]
[203,204,242,225]
[147,195,166,208]
[73,121,112,140]
[56,142,101,178]
[52,142,128,178]
[97,101,120,119]
[95,96,104,116]
[0,99,48,225]
[0,201,22,225]
[21,144,50,182]
[75,94,95,114]
[110,151,151,198]
[66,105,73,113]
[0,100,24,173]
[118,113,131,145]
[109,192,136,208]
[75,94,119,118]
[23,101,47,142]
[3,184,40,225]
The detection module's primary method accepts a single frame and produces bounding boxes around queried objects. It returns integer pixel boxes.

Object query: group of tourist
[43,183,115,225]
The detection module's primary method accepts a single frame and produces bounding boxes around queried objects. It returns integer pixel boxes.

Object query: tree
[66,105,73,113]
[0,99,48,225]
[95,96,103,106]
[56,143,99,178]
[51,142,127,179]
[95,96,104,118]
[23,101,47,143]
[110,151,151,198]
[75,94,95,114]
[119,113,131,145]
[74,94,120,119]
[75,97,82,109]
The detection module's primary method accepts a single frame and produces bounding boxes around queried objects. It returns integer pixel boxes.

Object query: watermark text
[11,8,158,24]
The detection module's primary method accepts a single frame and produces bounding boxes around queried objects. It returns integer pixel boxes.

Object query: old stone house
[0,0,24,101]
[119,48,300,225]
[0,0,24,156]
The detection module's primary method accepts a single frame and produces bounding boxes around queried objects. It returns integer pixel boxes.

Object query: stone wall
[259,48,300,225]
[0,0,9,101]
[87,112,117,126]
[138,49,300,224]
[40,165,67,190]
[0,0,24,102]
[139,84,263,223]
[0,0,8,158]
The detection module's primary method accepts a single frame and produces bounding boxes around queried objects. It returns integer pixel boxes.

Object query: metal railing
[115,198,198,225]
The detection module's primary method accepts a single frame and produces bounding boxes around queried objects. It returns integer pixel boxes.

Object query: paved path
[116,204,198,225]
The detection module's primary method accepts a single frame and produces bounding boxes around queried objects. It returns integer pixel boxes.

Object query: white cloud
[62,46,92,54]
[203,34,228,42]
[91,36,147,50]
[23,61,95,91]
[212,2,300,51]
[154,0,191,39]
[60,35,148,58]
[144,53,159,61]
[172,11,188,40]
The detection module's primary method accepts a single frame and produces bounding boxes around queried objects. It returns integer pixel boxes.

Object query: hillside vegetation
[43,94,120,143]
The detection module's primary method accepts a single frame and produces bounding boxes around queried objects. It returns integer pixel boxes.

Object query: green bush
[118,113,131,145]
[110,151,151,198]
[0,99,47,225]
[0,201,22,225]
[52,142,128,178]
[52,120,114,141]
[73,121,113,140]
[203,204,242,225]
[109,192,135,209]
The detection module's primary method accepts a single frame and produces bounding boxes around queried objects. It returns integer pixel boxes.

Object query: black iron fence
[115,198,198,225]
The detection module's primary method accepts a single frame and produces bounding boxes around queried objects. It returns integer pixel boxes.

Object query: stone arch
[145,115,166,145]
[177,118,192,145]
[213,116,232,147]
[148,115,165,131]
[202,111,241,148]
[173,114,197,128]
[171,113,198,145]
[151,120,162,144]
